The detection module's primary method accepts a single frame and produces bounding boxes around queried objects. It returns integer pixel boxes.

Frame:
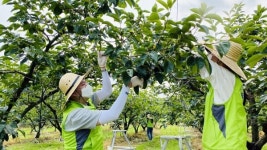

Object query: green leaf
[190,3,213,17]
[197,45,211,74]
[201,3,213,14]
[4,48,17,56]
[66,0,73,5]
[138,54,148,66]
[9,121,18,129]
[85,17,99,23]
[0,106,8,113]
[122,71,131,86]
[205,13,223,23]
[53,4,62,16]
[247,54,266,68]
[190,8,202,15]
[168,27,181,38]
[184,34,196,43]
[186,55,206,75]
[107,13,120,22]
[126,0,135,7]
[157,0,168,9]
[191,64,198,74]
[216,41,230,57]
[167,0,175,9]
[155,72,164,84]
[118,1,127,8]
[5,125,16,136]
[151,4,158,12]
[148,12,160,21]
[186,56,195,67]
[184,14,199,22]
[0,123,5,133]
[136,66,148,79]
[182,22,193,33]
[149,51,159,62]
[57,19,65,31]
[247,35,264,42]
[197,24,209,34]
[125,60,133,68]
[196,57,205,69]
[163,12,170,18]
[96,2,111,15]
[2,0,9,4]
[263,46,267,54]
[164,60,174,73]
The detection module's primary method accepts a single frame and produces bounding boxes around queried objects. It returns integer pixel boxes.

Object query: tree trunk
[44,100,62,134]
[250,99,259,142]
[246,90,259,142]
[254,123,267,149]
[35,129,41,139]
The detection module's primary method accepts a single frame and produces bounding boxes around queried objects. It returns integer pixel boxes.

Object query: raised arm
[94,51,112,103]
[98,76,144,125]
[94,71,112,102]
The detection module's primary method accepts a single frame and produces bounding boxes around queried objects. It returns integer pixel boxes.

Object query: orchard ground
[3,124,266,150]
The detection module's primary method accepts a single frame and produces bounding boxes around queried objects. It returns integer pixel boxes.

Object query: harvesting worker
[146,113,154,141]
[58,51,144,150]
[199,41,247,149]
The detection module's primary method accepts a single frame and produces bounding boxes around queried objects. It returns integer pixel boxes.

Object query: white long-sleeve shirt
[199,55,235,104]
[64,71,130,131]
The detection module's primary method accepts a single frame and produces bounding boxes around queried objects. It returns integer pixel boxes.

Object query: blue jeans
[147,127,153,140]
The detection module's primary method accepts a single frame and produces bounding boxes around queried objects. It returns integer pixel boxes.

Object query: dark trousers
[147,127,153,140]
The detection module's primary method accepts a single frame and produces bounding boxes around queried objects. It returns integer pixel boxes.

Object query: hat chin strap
[210,55,235,75]
[211,55,227,68]
[65,76,80,96]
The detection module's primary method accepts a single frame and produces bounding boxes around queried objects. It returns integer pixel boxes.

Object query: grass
[3,125,267,150]
[4,125,197,150]
[5,141,63,150]
[4,127,64,150]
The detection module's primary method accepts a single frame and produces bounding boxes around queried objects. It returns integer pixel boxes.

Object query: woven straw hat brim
[65,76,83,101]
[65,69,91,102]
[205,46,247,80]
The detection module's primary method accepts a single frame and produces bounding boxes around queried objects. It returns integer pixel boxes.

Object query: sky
[138,0,267,21]
[0,0,266,25]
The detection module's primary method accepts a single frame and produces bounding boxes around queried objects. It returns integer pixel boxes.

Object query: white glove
[131,76,144,88]
[98,51,107,68]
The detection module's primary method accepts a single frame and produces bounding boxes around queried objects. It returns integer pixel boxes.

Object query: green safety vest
[62,100,103,150]
[147,119,153,128]
[202,77,247,150]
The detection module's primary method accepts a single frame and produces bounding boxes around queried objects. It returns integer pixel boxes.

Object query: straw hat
[59,69,91,101]
[204,41,247,80]
[147,114,152,119]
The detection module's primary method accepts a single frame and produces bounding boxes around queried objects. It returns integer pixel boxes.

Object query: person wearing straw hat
[58,51,144,150]
[146,113,154,141]
[199,41,247,150]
